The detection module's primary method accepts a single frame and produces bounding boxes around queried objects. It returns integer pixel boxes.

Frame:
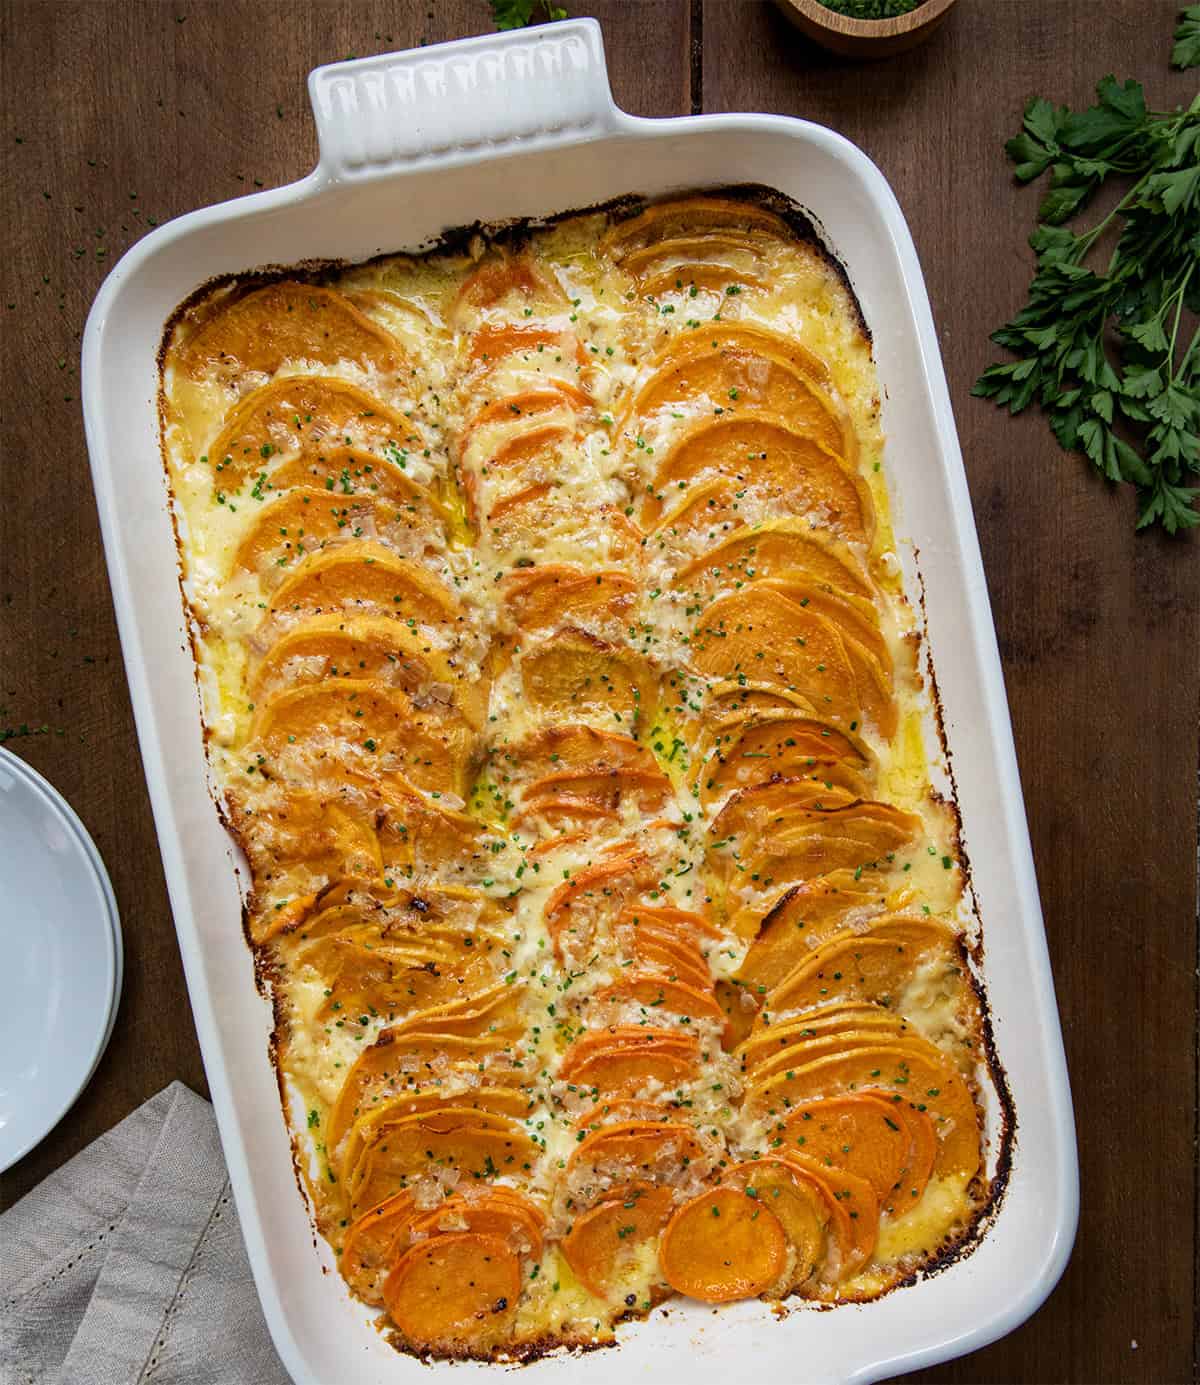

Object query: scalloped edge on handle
[307,18,617,180]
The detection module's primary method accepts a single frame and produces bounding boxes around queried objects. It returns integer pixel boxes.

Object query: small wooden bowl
[775,0,959,58]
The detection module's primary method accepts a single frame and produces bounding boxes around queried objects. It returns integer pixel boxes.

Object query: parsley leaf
[1172,5,1200,69]
[490,0,567,28]
[975,28,1200,535]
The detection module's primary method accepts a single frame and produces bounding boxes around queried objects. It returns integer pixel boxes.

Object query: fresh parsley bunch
[490,0,567,28]
[974,9,1200,533]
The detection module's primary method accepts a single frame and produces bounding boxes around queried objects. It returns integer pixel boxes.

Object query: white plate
[0,748,123,1171]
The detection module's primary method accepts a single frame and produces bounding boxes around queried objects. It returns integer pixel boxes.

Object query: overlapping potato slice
[619,325,853,464]
[747,1035,979,1181]
[176,281,403,382]
[502,566,639,636]
[694,711,872,807]
[453,253,568,321]
[640,417,872,543]
[659,1188,788,1302]
[543,844,659,961]
[559,1027,701,1092]
[201,375,411,494]
[782,1094,936,1207]
[383,1232,522,1352]
[673,519,875,601]
[262,541,462,631]
[561,1183,675,1299]
[688,589,860,730]
[518,630,657,738]
[267,444,450,516]
[595,971,722,1021]
[251,677,474,799]
[768,915,963,1018]
[250,613,486,729]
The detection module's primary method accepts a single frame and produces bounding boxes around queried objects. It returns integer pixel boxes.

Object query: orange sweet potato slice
[520,628,657,736]
[543,845,658,959]
[751,1041,980,1180]
[757,579,888,668]
[617,904,723,943]
[266,446,448,516]
[349,1112,538,1214]
[520,766,671,818]
[383,1232,521,1352]
[469,322,585,372]
[264,541,462,630]
[251,678,473,799]
[496,726,658,782]
[779,1151,878,1275]
[697,711,870,805]
[251,613,486,728]
[769,916,962,1016]
[641,417,871,543]
[729,871,885,959]
[602,197,793,257]
[409,1191,544,1259]
[595,971,722,1021]
[626,934,712,993]
[674,519,874,600]
[560,1030,700,1091]
[339,1189,422,1305]
[783,1094,922,1203]
[721,1158,828,1291]
[467,382,592,435]
[619,325,851,462]
[201,375,407,493]
[688,589,860,729]
[177,281,402,381]
[454,254,565,318]
[569,1121,707,1179]
[502,566,639,634]
[561,1183,675,1298]
[659,1188,787,1302]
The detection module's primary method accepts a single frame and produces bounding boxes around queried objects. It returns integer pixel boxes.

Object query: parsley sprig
[489,0,567,28]
[974,14,1200,534]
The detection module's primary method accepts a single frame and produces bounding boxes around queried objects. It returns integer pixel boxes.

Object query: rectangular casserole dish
[81,20,1078,1384]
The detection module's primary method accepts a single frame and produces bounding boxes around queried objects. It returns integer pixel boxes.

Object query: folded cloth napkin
[0,1082,289,1385]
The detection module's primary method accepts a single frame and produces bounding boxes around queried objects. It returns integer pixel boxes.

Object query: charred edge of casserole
[156,185,1007,1355]
[155,183,870,362]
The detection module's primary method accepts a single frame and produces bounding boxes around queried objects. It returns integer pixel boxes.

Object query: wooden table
[1,2,1196,1379]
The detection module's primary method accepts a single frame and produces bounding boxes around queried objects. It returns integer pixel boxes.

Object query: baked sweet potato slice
[779,1152,878,1276]
[756,579,888,669]
[659,1188,787,1302]
[738,1008,912,1076]
[251,613,486,729]
[569,1120,707,1178]
[233,488,404,577]
[543,845,659,959]
[349,1111,538,1214]
[721,1158,828,1291]
[674,519,874,601]
[783,1094,924,1203]
[177,281,402,381]
[339,1189,422,1305]
[496,726,658,782]
[466,382,591,435]
[252,677,474,799]
[620,325,851,462]
[520,628,657,736]
[769,916,962,1016]
[264,541,462,630]
[728,871,886,958]
[708,778,868,850]
[469,322,585,372]
[559,1029,700,1091]
[641,417,871,543]
[601,197,793,258]
[382,1232,521,1353]
[519,765,671,818]
[453,253,566,318]
[267,446,449,518]
[201,375,407,494]
[410,1190,545,1259]
[561,1183,674,1298]
[688,589,860,730]
[596,971,722,1021]
[617,903,723,943]
[750,1041,980,1180]
[502,566,639,635]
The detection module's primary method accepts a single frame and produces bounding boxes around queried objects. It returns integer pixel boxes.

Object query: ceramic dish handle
[307,18,617,181]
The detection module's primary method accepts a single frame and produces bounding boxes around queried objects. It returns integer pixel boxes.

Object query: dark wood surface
[1,2,1196,1381]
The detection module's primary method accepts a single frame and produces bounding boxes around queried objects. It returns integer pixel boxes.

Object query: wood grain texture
[703,2,1199,1381]
[1,3,1197,1382]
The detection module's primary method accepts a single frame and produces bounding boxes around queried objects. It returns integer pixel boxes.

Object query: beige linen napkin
[0,1082,290,1385]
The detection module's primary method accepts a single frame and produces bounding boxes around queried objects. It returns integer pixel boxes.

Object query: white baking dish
[81,20,1077,1384]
